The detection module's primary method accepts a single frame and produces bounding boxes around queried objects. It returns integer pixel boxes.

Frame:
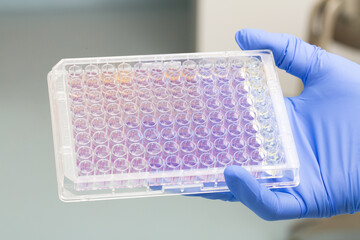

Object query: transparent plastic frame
[48,50,300,202]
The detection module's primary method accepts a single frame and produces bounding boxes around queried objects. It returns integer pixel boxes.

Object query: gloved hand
[199,29,360,220]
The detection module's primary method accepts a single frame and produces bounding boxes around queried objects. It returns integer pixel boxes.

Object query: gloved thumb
[235,28,327,85]
[224,165,303,220]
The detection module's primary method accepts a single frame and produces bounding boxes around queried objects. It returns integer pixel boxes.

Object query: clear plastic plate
[48,50,300,202]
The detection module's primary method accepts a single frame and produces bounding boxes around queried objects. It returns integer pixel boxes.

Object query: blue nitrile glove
[199,29,360,220]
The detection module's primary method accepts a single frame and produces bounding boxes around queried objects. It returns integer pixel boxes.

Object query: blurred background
[1,0,359,239]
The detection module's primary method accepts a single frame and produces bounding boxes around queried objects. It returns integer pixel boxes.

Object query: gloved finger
[235,28,327,85]
[225,165,302,220]
[186,192,237,202]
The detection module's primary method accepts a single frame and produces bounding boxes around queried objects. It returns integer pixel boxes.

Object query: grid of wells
[67,56,284,187]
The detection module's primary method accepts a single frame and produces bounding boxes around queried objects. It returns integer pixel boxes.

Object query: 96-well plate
[48,50,299,202]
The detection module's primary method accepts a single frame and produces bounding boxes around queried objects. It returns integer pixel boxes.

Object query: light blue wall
[0,0,167,11]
